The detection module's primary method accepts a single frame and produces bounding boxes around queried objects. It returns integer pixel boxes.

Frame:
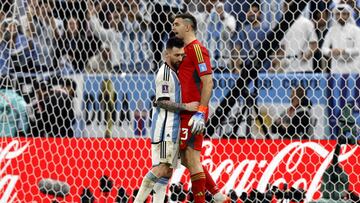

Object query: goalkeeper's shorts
[180,116,204,151]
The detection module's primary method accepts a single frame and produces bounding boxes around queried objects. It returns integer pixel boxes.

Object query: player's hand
[188,105,207,135]
[188,112,205,135]
[185,101,199,112]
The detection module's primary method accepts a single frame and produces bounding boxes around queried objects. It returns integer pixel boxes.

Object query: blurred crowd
[0,0,359,75]
[1,0,360,138]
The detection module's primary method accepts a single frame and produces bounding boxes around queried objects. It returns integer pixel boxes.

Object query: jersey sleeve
[190,43,212,76]
[155,68,171,100]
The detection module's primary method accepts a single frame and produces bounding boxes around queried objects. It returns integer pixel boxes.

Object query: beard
[338,19,346,26]
[172,61,180,70]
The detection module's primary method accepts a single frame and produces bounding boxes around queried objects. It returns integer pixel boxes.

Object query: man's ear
[163,50,168,59]
[186,24,191,32]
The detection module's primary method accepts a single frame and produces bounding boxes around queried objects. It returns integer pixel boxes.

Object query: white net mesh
[1,0,360,202]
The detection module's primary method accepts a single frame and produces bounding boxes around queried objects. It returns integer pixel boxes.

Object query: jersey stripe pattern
[150,63,181,143]
[193,44,204,63]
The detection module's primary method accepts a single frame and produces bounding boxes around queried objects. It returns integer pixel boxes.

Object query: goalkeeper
[172,13,230,203]
[134,37,199,203]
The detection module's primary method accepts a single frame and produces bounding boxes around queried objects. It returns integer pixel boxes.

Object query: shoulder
[156,64,171,81]
[292,16,311,28]
[189,41,208,55]
[348,24,360,31]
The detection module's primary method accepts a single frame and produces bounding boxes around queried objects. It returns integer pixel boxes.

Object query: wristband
[198,105,208,114]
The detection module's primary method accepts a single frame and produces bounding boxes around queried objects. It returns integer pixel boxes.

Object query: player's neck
[183,35,197,46]
[165,61,176,72]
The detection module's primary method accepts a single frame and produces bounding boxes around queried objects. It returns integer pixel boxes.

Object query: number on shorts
[181,128,188,140]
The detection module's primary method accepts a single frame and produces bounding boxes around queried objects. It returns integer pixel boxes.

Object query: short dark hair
[174,13,197,32]
[166,37,184,50]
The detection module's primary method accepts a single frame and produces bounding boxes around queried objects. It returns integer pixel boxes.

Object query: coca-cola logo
[172,141,358,201]
[0,140,29,203]
[0,138,358,202]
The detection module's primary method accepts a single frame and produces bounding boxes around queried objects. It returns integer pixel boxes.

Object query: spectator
[55,0,88,34]
[0,18,37,74]
[120,2,152,73]
[274,12,318,72]
[87,2,122,70]
[235,2,270,72]
[331,0,360,27]
[24,0,64,71]
[271,86,312,140]
[322,4,360,73]
[270,44,287,72]
[149,0,184,68]
[86,43,112,74]
[206,2,236,71]
[0,76,29,137]
[88,1,152,73]
[194,0,217,44]
[31,80,75,137]
[312,9,331,72]
[58,17,97,72]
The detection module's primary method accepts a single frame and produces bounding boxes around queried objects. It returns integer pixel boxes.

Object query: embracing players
[134,37,199,203]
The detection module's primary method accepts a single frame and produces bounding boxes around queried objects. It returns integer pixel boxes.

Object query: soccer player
[134,37,199,203]
[172,13,230,203]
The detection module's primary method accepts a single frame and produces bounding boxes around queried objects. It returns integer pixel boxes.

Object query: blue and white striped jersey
[150,63,181,143]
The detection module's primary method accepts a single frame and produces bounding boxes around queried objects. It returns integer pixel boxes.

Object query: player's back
[150,63,181,143]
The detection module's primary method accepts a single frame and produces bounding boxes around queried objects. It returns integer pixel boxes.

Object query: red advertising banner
[0,138,359,202]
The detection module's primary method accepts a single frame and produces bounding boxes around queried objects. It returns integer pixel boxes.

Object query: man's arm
[188,75,212,134]
[156,99,186,112]
[188,45,213,134]
[199,74,213,107]
[156,99,198,112]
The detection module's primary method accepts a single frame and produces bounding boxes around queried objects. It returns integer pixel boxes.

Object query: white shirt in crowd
[155,0,183,9]
[89,15,152,70]
[20,15,64,68]
[280,15,318,72]
[86,54,112,74]
[322,5,360,73]
[203,3,236,68]
[89,15,122,67]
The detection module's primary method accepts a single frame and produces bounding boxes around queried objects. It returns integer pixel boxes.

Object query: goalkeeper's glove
[188,105,207,135]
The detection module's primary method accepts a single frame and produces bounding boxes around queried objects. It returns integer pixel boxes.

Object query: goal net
[0,0,359,202]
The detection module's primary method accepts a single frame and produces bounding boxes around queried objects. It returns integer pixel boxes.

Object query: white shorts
[151,141,180,169]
